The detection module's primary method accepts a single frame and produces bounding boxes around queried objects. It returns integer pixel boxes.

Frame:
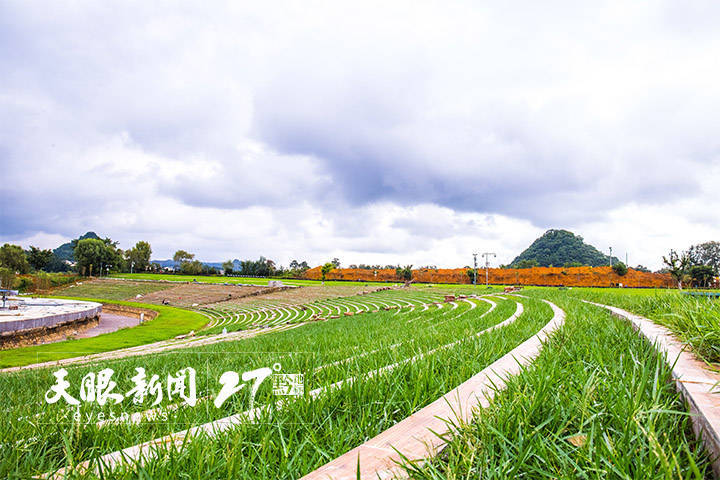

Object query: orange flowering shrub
[302,266,671,288]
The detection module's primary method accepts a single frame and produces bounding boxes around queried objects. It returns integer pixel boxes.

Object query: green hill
[511,229,618,267]
[53,231,100,261]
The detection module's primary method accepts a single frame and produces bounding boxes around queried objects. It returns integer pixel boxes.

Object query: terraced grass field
[1,282,717,479]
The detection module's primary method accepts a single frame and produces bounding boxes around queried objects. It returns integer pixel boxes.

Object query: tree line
[662,241,720,289]
[0,238,154,277]
[2,234,717,288]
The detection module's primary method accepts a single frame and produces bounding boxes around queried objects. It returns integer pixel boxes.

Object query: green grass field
[568,288,720,363]
[405,290,709,479]
[0,284,717,478]
[0,297,208,369]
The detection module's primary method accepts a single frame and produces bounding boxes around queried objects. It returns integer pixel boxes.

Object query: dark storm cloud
[253,85,701,225]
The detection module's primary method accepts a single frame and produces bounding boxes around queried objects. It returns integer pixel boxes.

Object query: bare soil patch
[138,283,268,307]
[53,278,175,300]
[209,284,400,309]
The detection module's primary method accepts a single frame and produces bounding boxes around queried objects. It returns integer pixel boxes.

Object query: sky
[1,1,719,270]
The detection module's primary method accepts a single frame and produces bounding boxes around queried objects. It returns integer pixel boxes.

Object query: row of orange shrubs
[302,266,672,288]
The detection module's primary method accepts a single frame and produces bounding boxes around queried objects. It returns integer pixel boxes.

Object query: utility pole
[472,253,478,285]
[482,252,496,287]
[625,252,628,266]
[609,247,613,267]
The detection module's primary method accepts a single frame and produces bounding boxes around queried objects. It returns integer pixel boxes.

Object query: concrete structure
[0,289,19,308]
[0,298,102,334]
[586,301,720,478]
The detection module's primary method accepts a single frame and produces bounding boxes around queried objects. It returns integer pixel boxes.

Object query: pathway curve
[584,300,720,478]
[43,300,527,478]
[300,298,565,480]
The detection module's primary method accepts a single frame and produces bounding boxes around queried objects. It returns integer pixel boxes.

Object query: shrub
[612,262,628,276]
[466,269,476,283]
[35,272,51,291]
[0,267,15,289]
[16,277,33,292]
[395,265,413,281]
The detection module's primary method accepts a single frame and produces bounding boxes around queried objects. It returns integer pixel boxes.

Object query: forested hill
[53,231,100,261]
[510,229,618,267]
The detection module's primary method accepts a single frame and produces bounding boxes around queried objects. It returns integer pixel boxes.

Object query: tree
[662,249,691,289]
[395,265,413,281]
[466,268,476,283]
[612,262,628,276]
[201,263,218,275]
[331,258,341,268]
[0,267,14,289]
[687,241,720,274]
[180,260,204,275]
[46,254,70,272]
[690,265,715,288]
[222,260,234,275]
[285,259,310,278]
[635,264,650,273]
[26,246,54,272]
[70,237,123,276]
[514,259,539,269]
[173,250,194,267]
[127,241,152,272]
[321,262,335,284]
[98,237,124,274]
[0,244,30,273]
[74,238,106,276]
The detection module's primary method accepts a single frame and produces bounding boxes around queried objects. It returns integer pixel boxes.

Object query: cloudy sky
[1,1,719,270]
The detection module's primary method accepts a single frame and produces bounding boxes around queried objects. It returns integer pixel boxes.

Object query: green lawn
[567,287,720,363]
[0,288,713,478]
[404,290,710,479]
[0,297,207,369]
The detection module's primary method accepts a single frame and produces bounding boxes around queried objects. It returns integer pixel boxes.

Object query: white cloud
[1,1,719,270]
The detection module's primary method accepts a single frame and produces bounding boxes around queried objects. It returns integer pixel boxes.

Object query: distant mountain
[511,229,619,267]
[151,258,242,270]
[53,231,100,261]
